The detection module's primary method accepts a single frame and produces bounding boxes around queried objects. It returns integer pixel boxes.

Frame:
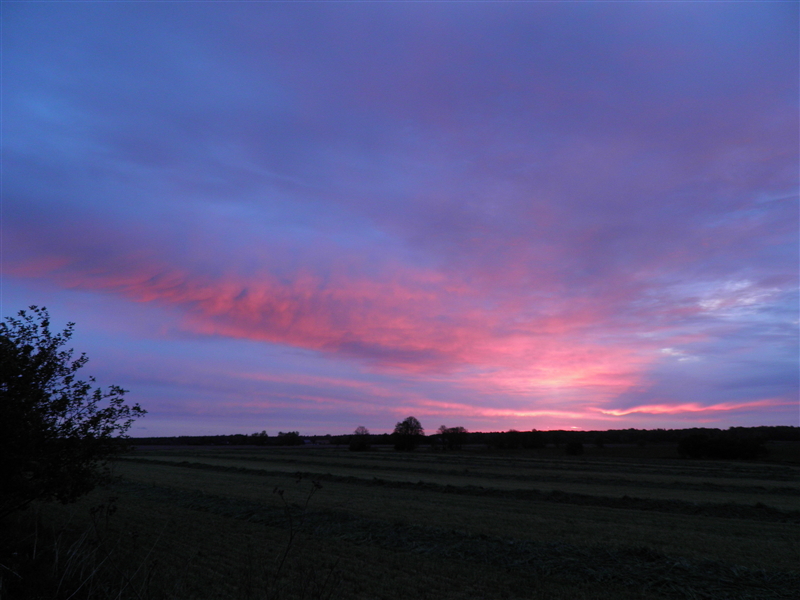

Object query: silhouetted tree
[487,429,523,450]
[393,416,424,451]
[437,425,468,450]
[505,429,522,449]
[250,430,269,445]
[277,431,303,445]
[349,425,371,451]
[0,306,146,518]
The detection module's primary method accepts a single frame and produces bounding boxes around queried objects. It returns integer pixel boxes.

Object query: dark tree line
[132,430,306,447]
[677,431,769,460]
[132,425,798,460]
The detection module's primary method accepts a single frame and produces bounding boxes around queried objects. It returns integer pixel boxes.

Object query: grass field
[6,443,800,599]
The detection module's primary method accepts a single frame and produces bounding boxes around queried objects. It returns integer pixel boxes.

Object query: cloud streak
[4,2,797,433]
[597,399,791,417]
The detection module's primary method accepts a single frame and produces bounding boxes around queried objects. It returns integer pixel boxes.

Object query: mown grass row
[7,446,797,600]
[8,487,664,600]
[114,455,800,571]
[12,473,792,600]
[120,457,800,524]
[107,476,800,599]
[135,451,800,496]
[127,452,800,510]
[139,446,800,481]
[168,441,799,464]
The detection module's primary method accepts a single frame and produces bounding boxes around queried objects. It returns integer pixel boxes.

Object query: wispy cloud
[4,1,797,433]
[597,399,791,417]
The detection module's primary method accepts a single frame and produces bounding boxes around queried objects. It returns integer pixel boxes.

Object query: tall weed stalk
[0,498,164,600]
[263,478,340,600]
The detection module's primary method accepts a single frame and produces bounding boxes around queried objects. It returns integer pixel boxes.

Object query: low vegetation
[1,306,145,519]
[4,441,798,599]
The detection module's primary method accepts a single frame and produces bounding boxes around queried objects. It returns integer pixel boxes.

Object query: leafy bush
[0,307,145,518]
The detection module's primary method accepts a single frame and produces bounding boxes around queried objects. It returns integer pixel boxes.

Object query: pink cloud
[10,189,796,433]
[596,399,790,417]
[410,399,588,421]
[8,234,645,361]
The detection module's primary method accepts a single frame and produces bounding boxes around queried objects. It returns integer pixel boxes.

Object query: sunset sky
[3,2,798,436]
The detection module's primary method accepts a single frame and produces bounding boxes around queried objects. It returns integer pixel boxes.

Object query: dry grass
[113,457,800,572]
[127,447,800,509]
[4,445,798,599]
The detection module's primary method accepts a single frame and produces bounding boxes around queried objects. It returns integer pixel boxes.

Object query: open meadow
[8,443,800,600]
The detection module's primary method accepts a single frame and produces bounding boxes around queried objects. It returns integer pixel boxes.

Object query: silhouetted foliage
[0,307,145,518]
[250,430,269,445]
[128,426,798,461]
[678,433,709,459]
[505,429,522,449]
[437,425,468,450]
[551,431,567,449]
[277,431,303,446]
[268,478,339,600]
[488,429,525,449]
[523,430,546,449]
[678,431,768,460]
[349,425,371,451]
[393,416,424,451]
[565,441,584,456]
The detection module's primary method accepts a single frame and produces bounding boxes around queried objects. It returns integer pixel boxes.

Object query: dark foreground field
[5,444,800,599]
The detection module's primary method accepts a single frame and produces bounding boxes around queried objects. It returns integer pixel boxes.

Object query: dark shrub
[250,430,269,446]
[438,426,468,450]
[565,441,584,456]
[505,430,522,449]
[349,426,371,451]
[488,430,523,450]
[0,306,145,518]
[678,433,709,458]
[277,431,303,446]
[522,430,546,449]
[349,437,370,451]
[679,432,767,460]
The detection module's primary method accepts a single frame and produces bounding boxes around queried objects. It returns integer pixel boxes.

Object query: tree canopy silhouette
[437,425,468,450]
[0,306,146,518]
[393,416,424,451]
[349,425,371,451]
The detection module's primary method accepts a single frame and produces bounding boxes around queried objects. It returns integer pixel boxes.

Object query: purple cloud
[3,2,797,434]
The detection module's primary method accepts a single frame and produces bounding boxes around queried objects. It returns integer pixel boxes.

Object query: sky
[2,1,798,436]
